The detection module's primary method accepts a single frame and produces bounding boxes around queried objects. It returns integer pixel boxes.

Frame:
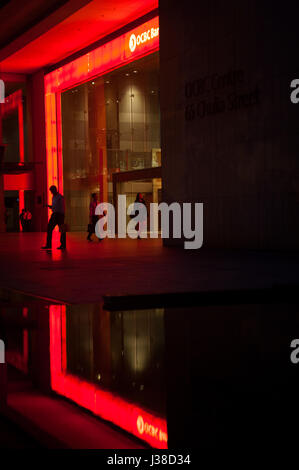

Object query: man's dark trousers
[46,213,66,248]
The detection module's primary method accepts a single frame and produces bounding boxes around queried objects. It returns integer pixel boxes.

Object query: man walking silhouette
[42,186,66,250]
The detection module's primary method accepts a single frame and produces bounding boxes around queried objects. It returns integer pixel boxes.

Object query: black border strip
[103,284,299,311]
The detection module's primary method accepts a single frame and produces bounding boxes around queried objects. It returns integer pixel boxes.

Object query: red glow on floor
[44,16,159,204]
[49,304,168,449]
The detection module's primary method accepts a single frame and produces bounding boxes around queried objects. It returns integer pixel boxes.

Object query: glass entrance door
[61,52,160,231]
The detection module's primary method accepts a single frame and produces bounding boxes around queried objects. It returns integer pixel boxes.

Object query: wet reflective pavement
[1,286,299,449]
[0,233,299,303]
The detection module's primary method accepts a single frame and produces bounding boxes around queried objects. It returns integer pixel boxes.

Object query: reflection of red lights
[49,305,168,449]
[22,307,29,372]
[44,16,159,206]
[136,415,167,443]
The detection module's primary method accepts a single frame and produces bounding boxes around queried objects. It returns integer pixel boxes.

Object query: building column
[27,71,48,231]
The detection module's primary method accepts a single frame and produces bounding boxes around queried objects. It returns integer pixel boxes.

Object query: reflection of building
[0,292,168,448]
[49,304,168,449]
[65,305,166,416]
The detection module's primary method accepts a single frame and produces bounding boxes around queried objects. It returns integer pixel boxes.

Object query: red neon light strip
[49,305,168,449]
[55,93,64,195]
[18,102,24,163]
[61,306,67,373]
[45,92,58,192]
[44,16,159,205]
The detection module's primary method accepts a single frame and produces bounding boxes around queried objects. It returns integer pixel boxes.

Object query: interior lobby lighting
[44,15,159,207]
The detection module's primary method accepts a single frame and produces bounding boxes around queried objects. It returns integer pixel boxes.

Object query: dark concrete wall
[165,300,299,449]
[28,71,48,231]
[160,0,299,249]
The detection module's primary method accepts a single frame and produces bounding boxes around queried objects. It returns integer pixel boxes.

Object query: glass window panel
[61,52,160,231]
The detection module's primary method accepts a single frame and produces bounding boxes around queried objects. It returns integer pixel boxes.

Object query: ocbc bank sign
[129,26,159,53]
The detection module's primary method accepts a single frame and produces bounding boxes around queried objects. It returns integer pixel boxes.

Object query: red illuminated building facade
[0,1,165,447]
[0,1,160,233]
[1,1,297,248]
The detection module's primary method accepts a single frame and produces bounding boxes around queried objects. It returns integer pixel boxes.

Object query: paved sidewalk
[0,233,298,303]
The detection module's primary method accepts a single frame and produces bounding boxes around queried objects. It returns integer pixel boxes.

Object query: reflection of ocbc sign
[129,27,159,53]
[136,415,167,443]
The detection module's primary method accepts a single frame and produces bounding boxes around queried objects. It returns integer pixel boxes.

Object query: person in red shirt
[24,209,32,232]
